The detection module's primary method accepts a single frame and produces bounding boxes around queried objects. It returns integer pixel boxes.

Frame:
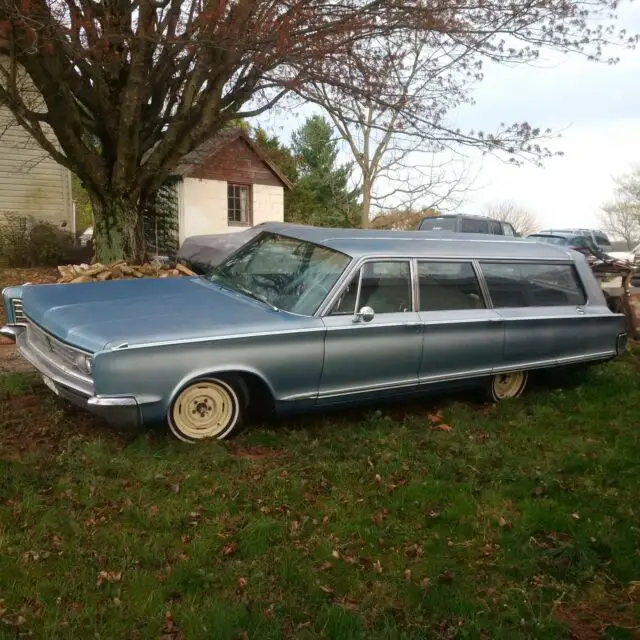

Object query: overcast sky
[256,2,640,232]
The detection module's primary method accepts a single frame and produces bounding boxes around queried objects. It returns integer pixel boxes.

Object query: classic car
[1,223,628,442]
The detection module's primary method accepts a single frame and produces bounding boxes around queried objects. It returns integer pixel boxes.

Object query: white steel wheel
[489,371,528,402]
[168,377,243,442]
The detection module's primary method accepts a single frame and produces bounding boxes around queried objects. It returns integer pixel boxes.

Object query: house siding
[179,177,284,243]
[0,58,73,228]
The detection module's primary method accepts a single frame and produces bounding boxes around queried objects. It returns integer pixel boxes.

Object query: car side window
[330,261,413,315]
[489,221,502,235]
[502,223,516,236]
[461,217,489,233]
[480,262,587,307]
[418,262,485,311]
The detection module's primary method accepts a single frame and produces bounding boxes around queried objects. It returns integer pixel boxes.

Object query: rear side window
[418,262,485,311]
[502,223,516,236]
[418,217,457,231]
[460,217,489,233]
[480,262,587,307]
[488,221,502,235]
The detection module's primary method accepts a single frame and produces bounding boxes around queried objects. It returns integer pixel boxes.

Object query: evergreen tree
[289,116,360,227]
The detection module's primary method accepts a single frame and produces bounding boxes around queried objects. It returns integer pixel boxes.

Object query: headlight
[74,354,92,375]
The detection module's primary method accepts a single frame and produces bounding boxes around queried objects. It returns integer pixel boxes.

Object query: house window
[228,184,251,225]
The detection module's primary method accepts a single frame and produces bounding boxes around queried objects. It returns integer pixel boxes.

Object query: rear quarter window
[460,217,489,233]
[480,262,587,308]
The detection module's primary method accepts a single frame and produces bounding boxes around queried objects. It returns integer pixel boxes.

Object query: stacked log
[56,261,196,283]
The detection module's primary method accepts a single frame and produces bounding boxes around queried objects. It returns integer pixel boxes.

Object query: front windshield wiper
[204,270,279,312]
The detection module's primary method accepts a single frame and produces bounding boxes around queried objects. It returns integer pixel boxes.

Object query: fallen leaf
[404,569,412,580]
[498,517,508,527]
[279,470,289,479]
[96,570,122,586]
[427,413,442,424]
[571,513,580,520]
[220,543,237,556]
[435,424,452,432]
[320,561,333,571]
[332,549,340,559]
[320,584,334,594]
[374,473,382,483]
[167,483,180,494]
[238,577,247,589]
[341,597,358,611]
[437,569,455,583]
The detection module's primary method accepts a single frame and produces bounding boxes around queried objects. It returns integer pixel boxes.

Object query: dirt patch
[0,377,127,461]
[554,594,640,639]
[0,345,34,374]
[227,444,283,461]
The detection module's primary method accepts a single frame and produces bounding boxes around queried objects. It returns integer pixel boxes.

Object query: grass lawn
[0,360,639,639]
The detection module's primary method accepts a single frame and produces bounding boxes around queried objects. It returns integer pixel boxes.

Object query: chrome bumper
[3,324,140,429]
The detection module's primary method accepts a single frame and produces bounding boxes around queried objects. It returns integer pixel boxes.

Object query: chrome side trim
[124,326,327,351]
[325,321,422,332]
[319,378,419,399]
[410,258,419,311]
[88,396,137,407]
[491,313,618,322]
[311,351,615,401]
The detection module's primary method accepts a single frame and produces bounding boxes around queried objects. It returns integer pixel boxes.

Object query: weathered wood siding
[184,138,283,188]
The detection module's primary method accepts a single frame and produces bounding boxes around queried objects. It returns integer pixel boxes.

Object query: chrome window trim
[415,258,489,312]
[318,256,415,318]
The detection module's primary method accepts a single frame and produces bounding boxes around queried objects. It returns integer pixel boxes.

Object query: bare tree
[0,0,635,260]
[483,200,540,235]
[370,208,438,230]
[299,34,471,226]
[600,167,640,248]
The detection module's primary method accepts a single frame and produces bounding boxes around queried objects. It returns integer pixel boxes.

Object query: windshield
[418,216,457,231]
[528,234,568,246]
[204,232,351,316]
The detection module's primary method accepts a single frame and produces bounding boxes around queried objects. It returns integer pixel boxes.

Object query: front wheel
[168,377,244,442]
[488,371,528,402]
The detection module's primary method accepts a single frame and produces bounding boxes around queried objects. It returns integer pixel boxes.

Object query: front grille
[10,299,26,324]
[26,320,90,379]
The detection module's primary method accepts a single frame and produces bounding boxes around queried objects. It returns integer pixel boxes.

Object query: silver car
[1,224,627,442]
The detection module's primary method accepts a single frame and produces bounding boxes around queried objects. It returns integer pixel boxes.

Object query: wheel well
[223,371,275,415]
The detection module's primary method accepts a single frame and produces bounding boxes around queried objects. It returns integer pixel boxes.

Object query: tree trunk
[89,193,145,264]
[360,174,372,228]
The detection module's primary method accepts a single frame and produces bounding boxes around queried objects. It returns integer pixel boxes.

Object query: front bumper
[2,324,140,429]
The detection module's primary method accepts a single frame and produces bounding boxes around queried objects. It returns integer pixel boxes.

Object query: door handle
[576,307,586,315]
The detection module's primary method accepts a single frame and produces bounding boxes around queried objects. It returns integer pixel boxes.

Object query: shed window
[228,184,251,225]
[418,262,485,311]
[480,262,586,308]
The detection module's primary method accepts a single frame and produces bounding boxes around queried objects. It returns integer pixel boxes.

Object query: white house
[172,128,291,245]
[0,62,74,231]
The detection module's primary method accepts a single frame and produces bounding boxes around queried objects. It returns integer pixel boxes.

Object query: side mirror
[353,306,375,323]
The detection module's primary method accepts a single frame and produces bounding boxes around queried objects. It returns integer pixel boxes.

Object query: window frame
[227,183,252,227]
[326,257,416,316]
[477,260,588,309]
[416,260,487,312]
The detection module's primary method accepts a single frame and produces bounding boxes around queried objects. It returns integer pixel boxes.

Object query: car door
[416,260,504,384]
[319,259,423,404]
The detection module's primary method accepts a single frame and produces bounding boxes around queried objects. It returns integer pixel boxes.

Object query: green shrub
[0,213,75,267]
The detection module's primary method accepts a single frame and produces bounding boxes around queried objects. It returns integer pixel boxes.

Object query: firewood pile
[56,260,196,284]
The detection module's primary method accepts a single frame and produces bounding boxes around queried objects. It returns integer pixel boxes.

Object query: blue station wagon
[1,223,628,442]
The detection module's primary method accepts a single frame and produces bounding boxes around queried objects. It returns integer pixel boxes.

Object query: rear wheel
[168,377,244,442]
[489,371,528,402]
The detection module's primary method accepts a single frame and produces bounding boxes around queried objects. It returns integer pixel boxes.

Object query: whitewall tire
[168,377,244,442]
[489,371,528,402]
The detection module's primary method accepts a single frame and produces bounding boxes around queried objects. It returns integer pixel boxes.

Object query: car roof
[257,222,575,261]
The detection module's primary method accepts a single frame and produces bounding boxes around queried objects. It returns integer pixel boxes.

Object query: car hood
[21,276,301,352]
